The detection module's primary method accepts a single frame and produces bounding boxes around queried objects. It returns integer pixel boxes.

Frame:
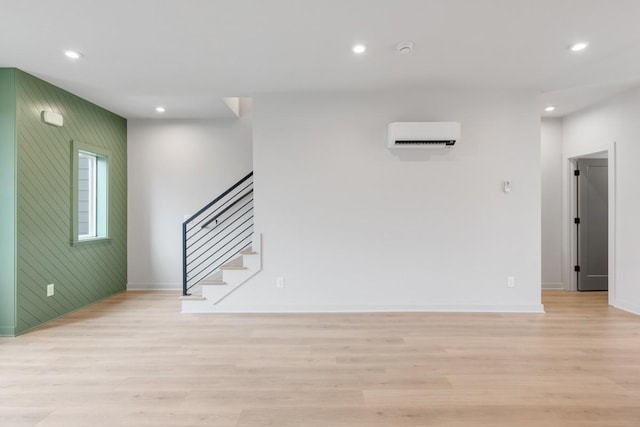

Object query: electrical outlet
[276,276,285,289]
[507,276,515,288]
[47,283,55,297]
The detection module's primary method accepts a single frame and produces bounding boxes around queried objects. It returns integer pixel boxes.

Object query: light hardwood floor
[1,291,640,426]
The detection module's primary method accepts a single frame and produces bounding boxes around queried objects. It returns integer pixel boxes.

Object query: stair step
[201,280,227,285]
[221,266,247,270]
[180,294,206,301]
[240,250,258,255]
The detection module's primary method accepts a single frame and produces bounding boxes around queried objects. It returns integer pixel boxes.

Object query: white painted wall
[127,100,253,289]
[562,87,640,314]
[540,119,563,289]
[221,90,543,312]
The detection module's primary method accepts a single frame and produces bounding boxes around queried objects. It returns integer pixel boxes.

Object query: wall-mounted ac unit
[388,122,460,148]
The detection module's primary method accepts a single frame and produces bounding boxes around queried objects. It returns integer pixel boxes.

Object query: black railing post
[182,221,189,296]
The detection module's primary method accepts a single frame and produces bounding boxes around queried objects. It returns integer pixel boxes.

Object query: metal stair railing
[182,172,253,296]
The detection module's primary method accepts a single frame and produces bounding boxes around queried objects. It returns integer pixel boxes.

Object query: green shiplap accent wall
[13,70,127,335]
[0,69,17,336]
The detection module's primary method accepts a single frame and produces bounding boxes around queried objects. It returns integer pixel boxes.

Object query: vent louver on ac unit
[394,140,456,146]
[388,122,460,149]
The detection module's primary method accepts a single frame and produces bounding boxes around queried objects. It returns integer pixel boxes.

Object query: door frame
[563,142,616,305]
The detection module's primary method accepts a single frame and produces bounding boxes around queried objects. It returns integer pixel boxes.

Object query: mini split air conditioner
[388,122,460,148]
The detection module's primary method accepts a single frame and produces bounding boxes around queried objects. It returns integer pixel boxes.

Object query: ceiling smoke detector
[396,42,414,54]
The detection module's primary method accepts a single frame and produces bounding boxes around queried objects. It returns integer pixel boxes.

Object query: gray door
[577,159,608,291]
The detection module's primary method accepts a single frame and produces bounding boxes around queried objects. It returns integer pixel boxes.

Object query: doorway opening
[574,156,608,291]
[565,144,616,306]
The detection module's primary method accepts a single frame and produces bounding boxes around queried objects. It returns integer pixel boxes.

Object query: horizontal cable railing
[183,172,253,296]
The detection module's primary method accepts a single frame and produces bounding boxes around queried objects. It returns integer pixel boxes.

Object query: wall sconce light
[41,111,64,127]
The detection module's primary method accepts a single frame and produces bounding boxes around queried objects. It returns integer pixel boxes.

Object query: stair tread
[221,266,247,270]
[180,295,206,301]
[201,280,227,285]
[240,250,258,255]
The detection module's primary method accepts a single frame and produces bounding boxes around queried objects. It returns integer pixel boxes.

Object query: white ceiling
[1,0,640,119]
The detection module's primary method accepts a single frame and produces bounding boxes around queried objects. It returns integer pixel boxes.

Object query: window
[72,141,109,244]
[78,151,96,238]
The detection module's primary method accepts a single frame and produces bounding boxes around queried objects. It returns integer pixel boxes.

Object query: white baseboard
[201,304,546,314]
[613,299,640,316]
[542,282,565,290]
[127,283,181,291]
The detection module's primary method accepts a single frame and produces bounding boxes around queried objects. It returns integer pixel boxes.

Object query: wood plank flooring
[1,291,640,426]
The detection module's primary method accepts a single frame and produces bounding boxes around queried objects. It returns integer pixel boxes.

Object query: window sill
[72,237,112,247]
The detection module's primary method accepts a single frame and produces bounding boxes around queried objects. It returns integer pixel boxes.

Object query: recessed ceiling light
[64,50,83,60]
[396,42,414,54]
[352,44,367,54]
[544,106,556,112]
[155,107,166,113]
[570,42,589,52]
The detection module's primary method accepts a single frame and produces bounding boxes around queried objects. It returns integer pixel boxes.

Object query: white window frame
[78,151,97,240]
[72,141,110,245]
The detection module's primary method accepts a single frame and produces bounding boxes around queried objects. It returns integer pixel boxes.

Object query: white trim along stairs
[181,233,262,313]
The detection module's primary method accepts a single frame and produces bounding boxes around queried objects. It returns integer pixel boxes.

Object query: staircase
[181,234,261,313]
[181,172,261,313]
